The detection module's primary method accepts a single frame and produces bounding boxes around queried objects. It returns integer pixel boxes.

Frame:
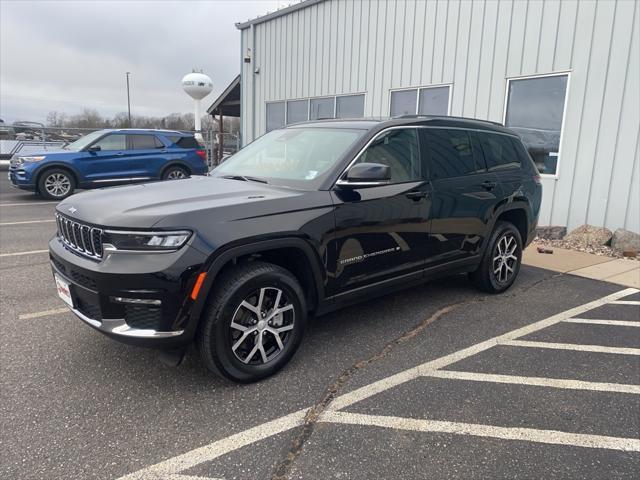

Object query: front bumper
[49,235,208,348]
[8,167,36,190]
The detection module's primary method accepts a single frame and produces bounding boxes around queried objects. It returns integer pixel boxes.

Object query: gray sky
[0,0,286,123]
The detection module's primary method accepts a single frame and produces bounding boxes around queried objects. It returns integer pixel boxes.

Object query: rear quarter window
[167,135,200,149]
[478,132,521,172]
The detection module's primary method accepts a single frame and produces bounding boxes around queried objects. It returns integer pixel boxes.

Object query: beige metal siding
[240,0,639,231]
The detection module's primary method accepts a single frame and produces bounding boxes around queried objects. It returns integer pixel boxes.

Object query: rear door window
[422,129,482,180]
[478,132,521,172]
[129,135,159,150]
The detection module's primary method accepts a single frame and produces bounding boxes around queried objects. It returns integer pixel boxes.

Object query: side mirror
[336,162,391,188]
[87,145,101,152]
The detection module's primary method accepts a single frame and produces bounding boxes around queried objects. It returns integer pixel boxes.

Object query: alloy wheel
[229,287,295,365]
[167,169,187,180]
[492,233,519,284]
[44,173,71,198]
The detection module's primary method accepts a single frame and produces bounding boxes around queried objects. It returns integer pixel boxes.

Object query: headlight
[103,230,192,251]
[19,156,46,163]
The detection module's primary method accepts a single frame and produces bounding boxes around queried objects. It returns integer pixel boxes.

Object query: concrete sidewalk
[523,243,640,288]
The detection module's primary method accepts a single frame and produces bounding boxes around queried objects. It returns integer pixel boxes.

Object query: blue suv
[8,129,209,200]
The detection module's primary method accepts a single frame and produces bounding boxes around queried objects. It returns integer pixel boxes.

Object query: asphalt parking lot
[1,175,639,480]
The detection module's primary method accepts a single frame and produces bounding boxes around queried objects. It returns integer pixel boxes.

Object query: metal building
[237,0,639,232]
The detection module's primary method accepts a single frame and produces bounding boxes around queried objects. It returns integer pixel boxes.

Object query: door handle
[116,152,125,156]
[405,190,428,201]
[480,180,497,190]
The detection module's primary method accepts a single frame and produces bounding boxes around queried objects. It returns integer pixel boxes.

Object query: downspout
[251,23,256,143]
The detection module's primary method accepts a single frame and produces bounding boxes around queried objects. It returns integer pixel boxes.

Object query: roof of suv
[101,128,192,136]
[288,116,517,136]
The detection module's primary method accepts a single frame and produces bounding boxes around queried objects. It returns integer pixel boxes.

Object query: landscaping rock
[564,224,612,247]
[535,226,566,240]
[611,228,640,253]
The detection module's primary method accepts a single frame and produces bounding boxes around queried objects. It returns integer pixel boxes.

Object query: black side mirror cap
[336,162,391,188]
[87,145,101,152]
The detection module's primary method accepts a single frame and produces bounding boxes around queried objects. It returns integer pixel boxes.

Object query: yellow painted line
[19,307,68,320]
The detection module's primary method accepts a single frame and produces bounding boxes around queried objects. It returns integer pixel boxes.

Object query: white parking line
[562,318,640,327]
[320,410,640,452]
[0,249,49,258]
[422,370,640,394]
[0,219,55,226]
[115,287,639,480]
[502,339,640,356]
[19,307,68,320]
[167,475,224,480]
[610,300,640,306]
[0,201,58,207]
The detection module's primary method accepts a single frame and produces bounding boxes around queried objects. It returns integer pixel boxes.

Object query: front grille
[125,305,162,329]
[55,214,103,259]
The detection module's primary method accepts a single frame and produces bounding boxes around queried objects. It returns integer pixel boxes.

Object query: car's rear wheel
[38,168,76,200]
[470,221,523,293]
[162,166,189,180]
[197,261,307,383]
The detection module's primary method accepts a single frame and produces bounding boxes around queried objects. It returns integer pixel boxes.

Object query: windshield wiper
[220,174,268,184]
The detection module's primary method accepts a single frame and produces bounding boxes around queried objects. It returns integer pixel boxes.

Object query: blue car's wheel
[162,166,189,180]
[38,168,76,200]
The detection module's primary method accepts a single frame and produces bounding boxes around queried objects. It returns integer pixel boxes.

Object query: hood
[56,176,313,228]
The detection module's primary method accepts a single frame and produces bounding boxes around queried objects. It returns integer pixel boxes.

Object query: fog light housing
[111,296,162,306]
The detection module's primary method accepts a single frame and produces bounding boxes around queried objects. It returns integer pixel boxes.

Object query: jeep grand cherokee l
[49,116,541,382]
[10,128,208,199]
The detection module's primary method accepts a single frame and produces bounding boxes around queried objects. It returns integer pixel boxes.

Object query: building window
[390,85,451,117]
[336,94,365,118]
[286,100,309,125]
[266,102,286,132]
[504,73,569,176]
[310,97,335,120]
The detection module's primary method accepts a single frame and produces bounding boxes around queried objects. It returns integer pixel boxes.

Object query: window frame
[335,126,428,187]
[502,70,571,179]
[389,84,452,117]
[267,92,367,129]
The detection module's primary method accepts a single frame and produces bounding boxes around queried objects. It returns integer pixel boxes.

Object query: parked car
[48,116,541,382]
[9,129,208,199]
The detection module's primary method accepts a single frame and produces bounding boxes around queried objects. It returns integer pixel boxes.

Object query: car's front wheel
[38,168,76,200]
[197,261,307,382]
[470,221,523,293]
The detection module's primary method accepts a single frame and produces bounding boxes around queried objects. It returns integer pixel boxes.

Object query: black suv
[49,116,542,382]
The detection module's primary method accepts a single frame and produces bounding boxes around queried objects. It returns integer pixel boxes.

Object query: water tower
[182,70,213,139]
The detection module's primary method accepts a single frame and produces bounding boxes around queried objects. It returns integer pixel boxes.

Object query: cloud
[0,0,283,123]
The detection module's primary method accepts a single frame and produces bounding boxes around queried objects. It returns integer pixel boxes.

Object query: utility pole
[125,72,132,127]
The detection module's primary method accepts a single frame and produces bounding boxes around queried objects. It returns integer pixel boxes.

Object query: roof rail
[394,114,504,127]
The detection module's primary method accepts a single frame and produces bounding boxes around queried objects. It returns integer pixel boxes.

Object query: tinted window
[176,136,200,148]
[93,134,126,151]
[418,86,449,116]
[286,100,308,124]
[390,89,417,117]
[266,102,286,132]
[478,133,520,172]
[336,94,365,118]
[423,129,479,180]
[309,97,334,120]
[505,74,568,175]
[129,135,158,150]
[357,129,421,183]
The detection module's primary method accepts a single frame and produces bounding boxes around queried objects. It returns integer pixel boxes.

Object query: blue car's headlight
[19,156,46,163]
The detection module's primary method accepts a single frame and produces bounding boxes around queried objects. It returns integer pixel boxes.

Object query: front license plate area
[54,274,74,308]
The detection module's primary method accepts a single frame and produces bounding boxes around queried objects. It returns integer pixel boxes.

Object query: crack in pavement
[269,271,562,480]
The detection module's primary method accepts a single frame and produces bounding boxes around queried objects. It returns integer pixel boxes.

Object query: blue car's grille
[55,213,103,260]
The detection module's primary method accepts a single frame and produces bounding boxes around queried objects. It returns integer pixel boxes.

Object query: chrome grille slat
[55,213,103,260]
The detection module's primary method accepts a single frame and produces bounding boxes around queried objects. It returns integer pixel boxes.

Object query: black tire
[197,261,307,383]
[469,221,523,293]
[37,168,76,200]
[162,165,189,180]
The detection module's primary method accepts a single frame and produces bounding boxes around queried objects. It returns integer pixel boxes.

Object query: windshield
[63,130,108,151]
[212,127,364,189]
